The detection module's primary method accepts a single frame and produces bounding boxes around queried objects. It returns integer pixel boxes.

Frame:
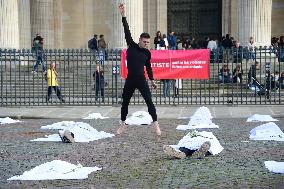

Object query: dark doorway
[167,0,222,45]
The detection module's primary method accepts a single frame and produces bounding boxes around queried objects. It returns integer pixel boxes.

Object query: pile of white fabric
[8,160,101,180]
[249,122,284,141]
[170,130,224,155]
[125,111,153,125]
[264,161,284,174]
[176,107,219,130]
[83,113,109,119]
[31,121,114,142]
[246,114,278,122]
[0,117,21,124]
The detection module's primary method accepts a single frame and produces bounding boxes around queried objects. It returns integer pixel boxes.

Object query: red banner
[121,49,210,79]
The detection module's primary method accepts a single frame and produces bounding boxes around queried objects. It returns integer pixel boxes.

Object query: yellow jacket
[47,69,58,86]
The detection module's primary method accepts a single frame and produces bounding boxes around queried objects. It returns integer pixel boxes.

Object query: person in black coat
[93,64,105,102]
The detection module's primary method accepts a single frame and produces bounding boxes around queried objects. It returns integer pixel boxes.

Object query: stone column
[144,0,167,49]
[53,0,62,49]
[237,0,272,46]
[0,0,19,49]
[18,0,31,49]
[110,0,143,49]
[156,0,167,35]
[222,0,238,38]
[30,0,62,49]
[222,0,231,35]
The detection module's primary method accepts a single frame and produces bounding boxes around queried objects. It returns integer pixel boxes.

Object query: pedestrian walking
[46,63,65,103]
[32,34,46,73]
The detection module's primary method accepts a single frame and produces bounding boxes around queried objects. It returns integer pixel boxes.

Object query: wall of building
[1,0,283,49]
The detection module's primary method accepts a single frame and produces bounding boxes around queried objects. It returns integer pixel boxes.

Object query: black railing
[0,47,283,106]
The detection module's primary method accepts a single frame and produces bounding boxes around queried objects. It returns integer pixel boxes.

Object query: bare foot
[153,121,161,136]
[116,121,127,135]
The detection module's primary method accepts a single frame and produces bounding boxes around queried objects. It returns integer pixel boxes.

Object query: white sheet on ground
[190,106,213,120]
[177,122,219,130]
[249,122,284,141]
[8,160,101,180]
[0,117,21,124]
[32,121,114,142]
[247,114,278,122]
[125,111,153,125]
[264,161,284,174]
[176,106,219,130]
[177,116,190,120]
[171,131,223,155]
[83,113,109,119]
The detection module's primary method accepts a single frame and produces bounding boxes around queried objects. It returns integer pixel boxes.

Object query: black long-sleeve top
[122,17,154,80]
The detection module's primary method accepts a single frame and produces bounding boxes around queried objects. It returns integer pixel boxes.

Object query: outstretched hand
[118,3,125,17]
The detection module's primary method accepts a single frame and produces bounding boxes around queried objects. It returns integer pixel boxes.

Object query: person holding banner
[116,3,161,136]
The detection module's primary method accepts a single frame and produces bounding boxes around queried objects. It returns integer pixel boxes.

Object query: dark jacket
[93,71,105,88]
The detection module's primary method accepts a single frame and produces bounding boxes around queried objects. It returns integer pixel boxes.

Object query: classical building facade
[0,0,283,49]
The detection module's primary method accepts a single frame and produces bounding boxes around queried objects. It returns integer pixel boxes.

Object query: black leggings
[121,77,157,122]
[47,86,63,100]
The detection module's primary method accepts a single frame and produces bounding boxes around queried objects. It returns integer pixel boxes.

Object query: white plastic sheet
[249,122,284,141]
[247,114,278,122]
[32,121,114,142]
[264,161,284,174]
[171,131,224,155]
[8,160,101,180]
[0,117,21,124]
[176,107,219,130]
[125,111,153,125]
[83,113,109,119]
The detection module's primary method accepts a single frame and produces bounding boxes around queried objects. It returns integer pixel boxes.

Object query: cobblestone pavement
[0,117,284,189]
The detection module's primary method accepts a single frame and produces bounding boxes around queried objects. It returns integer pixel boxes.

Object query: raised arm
[119,3,135,46]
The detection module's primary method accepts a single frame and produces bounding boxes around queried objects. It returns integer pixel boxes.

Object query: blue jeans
[33,52,46,72]
[246,51,256,61]
[162,80,170,97]
[219,75,232,83]
[98,49,105,65]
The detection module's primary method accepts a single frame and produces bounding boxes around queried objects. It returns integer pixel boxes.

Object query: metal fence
[0,47,283,106]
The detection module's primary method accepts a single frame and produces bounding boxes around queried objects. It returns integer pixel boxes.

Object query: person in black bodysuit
[116,3,161,136]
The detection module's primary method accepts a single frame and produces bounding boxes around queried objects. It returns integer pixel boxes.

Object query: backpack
[88,39,94,49]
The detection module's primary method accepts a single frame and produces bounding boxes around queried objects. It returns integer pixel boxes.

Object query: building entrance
[167,0,222,44]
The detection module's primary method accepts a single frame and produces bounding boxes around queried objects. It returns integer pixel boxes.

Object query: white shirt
[164,37,169,49]
[207,40,217,51]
